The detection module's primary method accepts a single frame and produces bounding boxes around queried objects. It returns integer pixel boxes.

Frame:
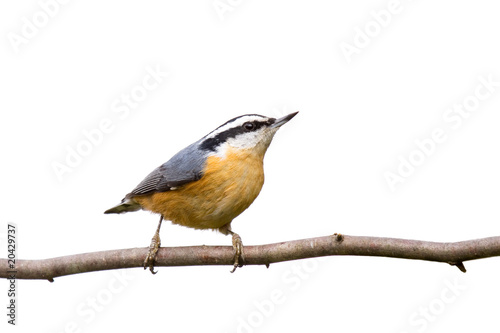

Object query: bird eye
[243,122,254,131]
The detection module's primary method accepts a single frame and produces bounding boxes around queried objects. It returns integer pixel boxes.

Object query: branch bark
[2,234,500,281]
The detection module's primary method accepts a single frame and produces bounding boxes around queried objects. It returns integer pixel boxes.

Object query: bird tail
[104,198,141,214]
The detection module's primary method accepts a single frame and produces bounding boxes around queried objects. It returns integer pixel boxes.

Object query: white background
[1,1,500,332]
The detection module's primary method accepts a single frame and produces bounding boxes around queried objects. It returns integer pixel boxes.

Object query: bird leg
[144,216,163,274]
[227,230,244,273]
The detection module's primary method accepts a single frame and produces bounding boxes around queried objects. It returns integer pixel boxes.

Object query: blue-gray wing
[125,142,207,199]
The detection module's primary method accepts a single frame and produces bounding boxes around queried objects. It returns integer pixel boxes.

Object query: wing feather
[125,142,207,199]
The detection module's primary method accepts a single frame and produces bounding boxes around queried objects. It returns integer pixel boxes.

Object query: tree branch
[2,234,500,281]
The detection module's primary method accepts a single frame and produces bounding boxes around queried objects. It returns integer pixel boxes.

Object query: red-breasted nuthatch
[104,111,298,273]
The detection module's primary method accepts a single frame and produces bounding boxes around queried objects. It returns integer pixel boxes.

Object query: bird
[104,111,298,273]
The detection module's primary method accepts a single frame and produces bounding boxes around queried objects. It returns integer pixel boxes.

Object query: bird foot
[144,231,161,274]
[230,232,245,273]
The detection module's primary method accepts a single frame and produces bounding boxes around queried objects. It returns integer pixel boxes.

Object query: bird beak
[271,111,299,129]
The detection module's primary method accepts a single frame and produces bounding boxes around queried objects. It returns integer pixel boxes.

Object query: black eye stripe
[243,120,265,131]
[199,119,273,152]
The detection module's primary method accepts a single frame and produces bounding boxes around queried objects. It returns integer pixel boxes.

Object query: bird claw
[144,232,161,274]
[230,233,245,273]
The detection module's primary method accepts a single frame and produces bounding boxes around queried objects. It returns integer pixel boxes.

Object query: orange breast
[133,146,265,230]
